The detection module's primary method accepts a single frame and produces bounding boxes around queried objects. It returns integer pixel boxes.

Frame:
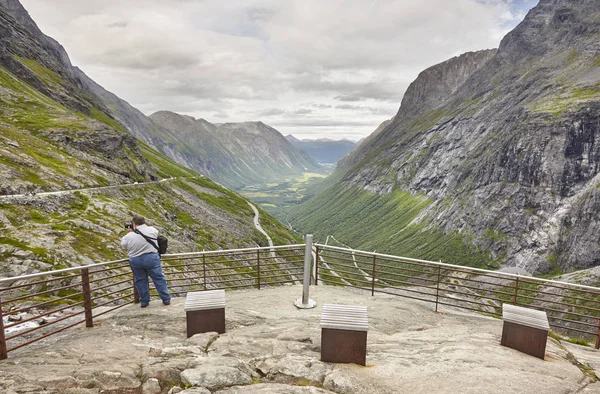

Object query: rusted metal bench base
[501,321,547,360]
[321,328,367,365]
[500,304,549,360]
[185,290,226,338]
[186,307,225,338]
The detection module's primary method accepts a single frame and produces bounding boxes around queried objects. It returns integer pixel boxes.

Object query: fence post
[81,268,93,328]
[512,276,520,305]
[294,235,316,309]
[203,254,207,291]
[314,246,319,286]
[371,255,377,296]
[0,298,7,359]
[596,320,600,350]
[132,278,139,304]
[257,249,261,290]
[435,265,441,313]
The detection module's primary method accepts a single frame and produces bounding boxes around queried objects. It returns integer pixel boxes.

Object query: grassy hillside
[288,183,497,269]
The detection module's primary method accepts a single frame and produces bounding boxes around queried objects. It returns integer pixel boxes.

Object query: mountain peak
[498,0,600,63]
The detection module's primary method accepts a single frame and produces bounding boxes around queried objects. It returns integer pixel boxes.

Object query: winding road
[247,201,276,258]
[247,201,301,284]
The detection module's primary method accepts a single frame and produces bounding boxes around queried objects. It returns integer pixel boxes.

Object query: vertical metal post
[371,255,376,296]
[133,278,139,304]
[257,249,261,290]
[0,298,7,359]
[81,268,93,327]
[435,265,441,313]
[314,246,319,286]
[595,320,600,350]
[512,276,520,305]
[294,235,316,309]
[203,254,207,290]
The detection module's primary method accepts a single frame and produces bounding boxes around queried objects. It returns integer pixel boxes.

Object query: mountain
[0,0,299,278]
[285,135,357,166]
[149,111,320,189]
[289,0,600,275]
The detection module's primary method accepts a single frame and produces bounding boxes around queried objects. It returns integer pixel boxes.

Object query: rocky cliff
[150,111,320,189]
[0,0,299,279]
[290,0,600,275]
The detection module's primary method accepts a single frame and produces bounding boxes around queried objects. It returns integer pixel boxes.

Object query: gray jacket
[121,224,159,257]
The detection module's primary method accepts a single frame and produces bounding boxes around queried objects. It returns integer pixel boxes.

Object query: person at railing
[121,215,171,308]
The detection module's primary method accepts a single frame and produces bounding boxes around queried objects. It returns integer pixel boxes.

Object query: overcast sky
[21,0,538,141]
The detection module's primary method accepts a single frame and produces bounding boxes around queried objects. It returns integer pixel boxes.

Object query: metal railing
[314,243,600,348]
[0,244,304,359]
[2,240,600,359]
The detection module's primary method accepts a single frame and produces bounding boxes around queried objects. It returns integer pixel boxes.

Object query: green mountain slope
[149,111,321,189]
[289,183,494,268]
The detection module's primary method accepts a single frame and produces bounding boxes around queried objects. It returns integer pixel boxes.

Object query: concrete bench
[320,304,368,365]
[500,303,549,360]
[184,290,226,337]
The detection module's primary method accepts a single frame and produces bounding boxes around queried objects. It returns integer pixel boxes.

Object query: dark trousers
[129,253,170,305]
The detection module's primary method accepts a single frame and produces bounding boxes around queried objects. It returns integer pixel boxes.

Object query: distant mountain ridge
[150,111,320,189]
[285,135,357,166]
[290,0,600,275]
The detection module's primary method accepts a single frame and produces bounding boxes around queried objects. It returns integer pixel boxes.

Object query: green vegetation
[0,236,49,261]
[528,85,600,117]
[138,141,198,179]
[238,171,334,220]
[13,55,66,88]
[567,337,592,346]
[289,184,496,268]
[408,108,448,133]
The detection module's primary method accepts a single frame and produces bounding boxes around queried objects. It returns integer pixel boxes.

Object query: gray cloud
[258,108,286,116]
[334,95,363,102]
[107,21,127,28]
[21,0,533,139]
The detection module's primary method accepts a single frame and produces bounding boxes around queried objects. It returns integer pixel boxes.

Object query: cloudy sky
[21,0,538,141]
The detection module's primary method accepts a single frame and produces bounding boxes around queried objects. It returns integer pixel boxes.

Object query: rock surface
[0,285,598,393]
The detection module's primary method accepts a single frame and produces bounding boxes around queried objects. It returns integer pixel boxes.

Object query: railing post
[0,298,7,359]
[435,265,441,313]
[294,235,316,309]
[314,246,319,286]
[81,268,93,328]
[513,276,520,305]
[596,320,600,350]
[371,255,376,296]
[132,277,140,304]
[257,249,261,290]
[203,254,207,291]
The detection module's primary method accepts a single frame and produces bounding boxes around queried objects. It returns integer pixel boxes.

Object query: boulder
[181,365,252,390]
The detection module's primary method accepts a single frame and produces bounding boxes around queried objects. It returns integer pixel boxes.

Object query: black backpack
[135,229,168,255]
